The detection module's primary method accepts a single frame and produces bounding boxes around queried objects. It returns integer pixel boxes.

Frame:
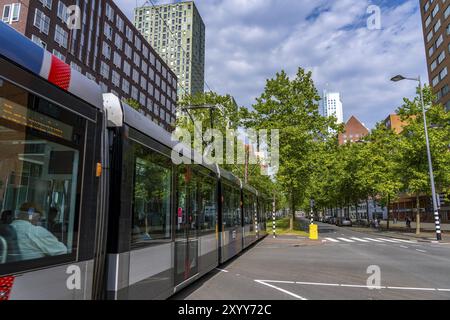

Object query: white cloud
[114,0,428,128]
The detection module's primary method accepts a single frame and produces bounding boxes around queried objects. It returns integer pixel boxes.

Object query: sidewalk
[379,220,450,231]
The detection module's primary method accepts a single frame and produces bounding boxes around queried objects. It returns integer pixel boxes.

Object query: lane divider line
[255,279,450,292]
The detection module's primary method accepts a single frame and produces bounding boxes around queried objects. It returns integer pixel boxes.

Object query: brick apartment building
[338,115,370,145]
[383,114,409,134]
[420,0,450,111]
[0,0,177,132]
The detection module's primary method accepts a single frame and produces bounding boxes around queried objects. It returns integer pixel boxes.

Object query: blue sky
[116,0,428,129]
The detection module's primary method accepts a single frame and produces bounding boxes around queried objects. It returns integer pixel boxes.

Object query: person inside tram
[10,202,68,261]
[1,210,13,224]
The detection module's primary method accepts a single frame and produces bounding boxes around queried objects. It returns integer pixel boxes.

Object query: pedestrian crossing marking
[350,237,369,242]
[394,239,415,243]
[363,238,383,242]
[376,238,400,243]
[337,237,355,243]
[322,236,419,244]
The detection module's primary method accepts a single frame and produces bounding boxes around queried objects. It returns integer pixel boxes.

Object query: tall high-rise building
[322,90,344,124]
[134,1,205,98]
[0,0,178,132]
[420,0,450,111]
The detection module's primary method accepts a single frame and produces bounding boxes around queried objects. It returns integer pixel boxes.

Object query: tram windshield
[0,78,83,265]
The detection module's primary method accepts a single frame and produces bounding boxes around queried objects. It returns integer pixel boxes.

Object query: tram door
[175,166,199,285]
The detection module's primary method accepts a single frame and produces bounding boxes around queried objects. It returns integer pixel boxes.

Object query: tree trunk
[386,196,390,230]
[289,192,295,231]
[355,202,359,221]
[416,194,421,235]
[366,198,370,225]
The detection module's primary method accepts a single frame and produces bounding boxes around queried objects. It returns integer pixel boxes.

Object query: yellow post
[309,224,318,240]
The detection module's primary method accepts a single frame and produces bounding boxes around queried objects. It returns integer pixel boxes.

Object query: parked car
[336,217,352,227]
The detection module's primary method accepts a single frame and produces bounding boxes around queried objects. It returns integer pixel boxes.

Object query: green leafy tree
[396,85,450,234]
[241,68,339,230]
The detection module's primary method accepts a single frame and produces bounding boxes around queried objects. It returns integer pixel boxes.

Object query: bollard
[309,223,318,240]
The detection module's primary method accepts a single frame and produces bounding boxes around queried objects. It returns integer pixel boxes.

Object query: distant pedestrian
[406,216,411,230]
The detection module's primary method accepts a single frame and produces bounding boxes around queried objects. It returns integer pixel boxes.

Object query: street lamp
[391,74,442,241]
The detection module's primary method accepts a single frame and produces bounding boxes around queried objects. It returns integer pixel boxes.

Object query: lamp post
[391,75,442,241]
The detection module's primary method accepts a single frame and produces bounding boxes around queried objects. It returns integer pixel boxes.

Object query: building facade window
[31,34,46,48]
[102,41,111,59]
[436,34,444,48]
[116,15,124,32]
[70,61,82,72]
[123,60,131,76]
[112,70,121,87]
[52,49,65,61]
[57,1,67,20]
[104,22,113,40]
[122,79,130,94]
[432,4,439,18]
[445,5,450,19]
[105,2,114,21]
[33,9,50,35]
[115,34,123,50]
[100,61,110,79]
[438,50,446,64]
[40,0,52,10]
[113,52,122,67]
[54,24,68,48]
[3,3,20,23]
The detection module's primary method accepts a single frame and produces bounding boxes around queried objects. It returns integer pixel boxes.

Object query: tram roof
[0,21,103,110]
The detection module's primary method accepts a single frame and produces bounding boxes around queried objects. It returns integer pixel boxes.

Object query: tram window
[222,183,238,229]
[131,143,172,244]
[197,175,216,234]
[0,79,83,265]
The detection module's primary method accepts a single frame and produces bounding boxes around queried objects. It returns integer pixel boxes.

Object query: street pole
[418,77,442,241]
[272,192,276,238]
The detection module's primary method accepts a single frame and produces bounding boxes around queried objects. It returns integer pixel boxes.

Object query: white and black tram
[0,21,267,300]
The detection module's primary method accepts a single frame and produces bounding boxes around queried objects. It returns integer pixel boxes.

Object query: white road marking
[395,239,416,243]
[295,281,340,287]
[400,245,409,249]
[255,280,308,300]
[325,237,340,243]
[377,238,400,243]
[256,280,450,293]
[363,238,383,242]
[387,286,435,291]
[216,268,229,273]
[337,237,355,243]
[350,237,370,242]
[340,284,380,288]
[416,249,427,253]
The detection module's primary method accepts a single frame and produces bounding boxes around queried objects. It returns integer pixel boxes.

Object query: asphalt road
[171,222,450,300]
